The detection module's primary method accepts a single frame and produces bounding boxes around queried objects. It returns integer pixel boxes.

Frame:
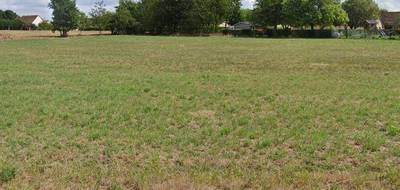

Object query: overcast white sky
[0,0,399,20]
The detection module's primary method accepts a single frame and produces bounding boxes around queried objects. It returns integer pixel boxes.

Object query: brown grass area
[0,30,111,40]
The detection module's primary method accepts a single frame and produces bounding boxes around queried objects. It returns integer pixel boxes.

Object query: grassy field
[0,35,399,189]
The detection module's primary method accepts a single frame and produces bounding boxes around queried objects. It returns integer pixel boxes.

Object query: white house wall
[32,17,43,26]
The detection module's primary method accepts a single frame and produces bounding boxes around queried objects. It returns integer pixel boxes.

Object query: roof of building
[232,22,254,30]
[19,15,42,25]
[381,12,400,26]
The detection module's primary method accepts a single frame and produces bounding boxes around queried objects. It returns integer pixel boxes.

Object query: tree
[110,0,140,34]
[283,0,304,27]
[240,9,253,22]
[77,12,91,32]
[49,0,80,37]
[155,0,192,33]
[319,0,349,28]
[227,0,242,25]
[2,10,18,20]
[284,0,348,30]
[90,0,111,33]
[137,0,159,33]
[38,21,53,30]
[342,0,380,29]
[208,0,230,31]
[111,8,137,34]
[253,0,286,30]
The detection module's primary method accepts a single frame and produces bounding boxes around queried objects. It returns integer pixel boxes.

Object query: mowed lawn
[0,36,399,189]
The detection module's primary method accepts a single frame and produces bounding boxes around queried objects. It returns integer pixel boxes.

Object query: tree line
[49,0,381,37]
[0,10,24,30]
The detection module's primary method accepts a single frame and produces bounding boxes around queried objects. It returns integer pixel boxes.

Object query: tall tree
[240,9,253,22]
[77,12,91,32]
[49,0,79,37]
[253,0,286,30]
[3,10,18,20]
[283,0,304,27]
[284,0,348,30]
[155,0,192,33]
[227,0,242,25]
[342,0,380,29]
[90,0,111,33]
[110,2,139,34]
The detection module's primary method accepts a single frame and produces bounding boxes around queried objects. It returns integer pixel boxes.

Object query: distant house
[19,15,44,28]
[380,12,400,29]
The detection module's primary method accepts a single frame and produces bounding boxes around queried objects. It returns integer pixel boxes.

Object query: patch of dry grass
[0,30,111,40]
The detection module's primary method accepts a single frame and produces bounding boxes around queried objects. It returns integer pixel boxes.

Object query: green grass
[0,36,399,189]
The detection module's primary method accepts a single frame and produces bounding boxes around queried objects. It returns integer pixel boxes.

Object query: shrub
[0,165,16,184]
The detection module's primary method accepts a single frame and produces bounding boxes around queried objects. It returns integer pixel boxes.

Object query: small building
[380,12,400,29]
[19,15,44,27]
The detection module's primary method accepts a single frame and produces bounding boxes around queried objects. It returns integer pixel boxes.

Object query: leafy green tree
[155,0,192,33]
[77,12,92,31]
[342,0,380,29]
[90,0,112,33]
[254,0,286,30]
[208,0,230,31]
[284,0,348,30]
[227,0,242,25]
[38,21,53,30]
[137,0,159,33]
[283,0,304,27]
[49,0,80,37]
[0,10,23,30]
[240,9,253,22]
[110,0,139,34]
[0,10,18,20]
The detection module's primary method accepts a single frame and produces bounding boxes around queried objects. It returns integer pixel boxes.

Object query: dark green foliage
[254,0,286,29]
[227,0,242,25]
[0,9,23,30]
[90,0,112,32]
[342,0,380,29]
[109,0,231,35]
[0,165,16,184]
[109,1,140,34]
[282,0,348,29]
[49,0,80,37]
[77,12,92,31]
[240,9,253,22]
[0,19,24,30]
[0,10,18,20]
[38,21,53,30]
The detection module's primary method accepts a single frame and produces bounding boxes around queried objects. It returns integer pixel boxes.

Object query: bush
[231,29,255,37]
[38,21,53,30]
[0,165,16,184]
[291,30,334,38]
[232,29,334,38]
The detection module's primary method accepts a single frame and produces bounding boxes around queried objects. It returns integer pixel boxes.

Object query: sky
[0,0,399,20]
